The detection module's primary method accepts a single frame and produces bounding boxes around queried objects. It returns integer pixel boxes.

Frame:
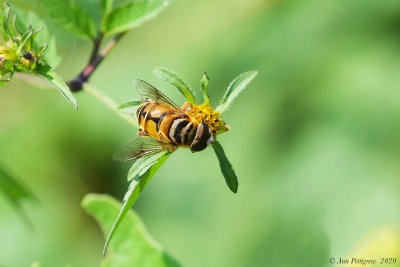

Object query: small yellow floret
[188,103,229,138]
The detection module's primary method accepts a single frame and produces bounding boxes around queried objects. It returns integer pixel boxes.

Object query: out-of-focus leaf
[153,67,195,105]
[0,71,14,86]
[0,165,34,207]
[7,12,20,39]
[200,72,210,104]
[13,6,61,67]
[36,63,78,110]
[82,194,180,266]
[0,79,9,86]
[104,0,173,35]
[216,70,258,114]
[102,153,171,255]
[2,4,12,43]
[212,141,238,193]
[101,0,114,32]
[40,0,96,40]
[117,100,142,114]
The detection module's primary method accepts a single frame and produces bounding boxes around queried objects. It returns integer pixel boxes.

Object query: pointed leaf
[216,70,258,114]
[40,0,96,40]
[105,0,173,35]
[0,6,9,41]
[127,150,169,182]
[0,71,14,86]
[103,153,171,255]
[13,6,61,67]
[10,13,22,37]
[2,4,12,43]
[100,0,114,32]
[38,44,48,57]
[17,29,33,52]
[153,67,195,105]
[82,194,180,266]
[7,13,21,40]
[118,100,142,114]
[212,141,238,193]
[35,63,78,110]
[200,72,210,104]
[0,165,34,208]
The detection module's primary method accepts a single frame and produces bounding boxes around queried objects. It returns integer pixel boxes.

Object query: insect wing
[135,79,183,111]
[113,137,173,162]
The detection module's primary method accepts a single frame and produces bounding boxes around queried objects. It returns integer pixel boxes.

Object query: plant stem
[89,32,104,63]
[83,83,138,128]
[69,31,127,91]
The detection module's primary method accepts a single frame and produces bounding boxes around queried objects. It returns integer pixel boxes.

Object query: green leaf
[2,3,12,43]
[216,70,258,114]
[82,194,180,266]
[103,153,171,255]
[3,60,14,71]
[200,72,210,104]
[127,150,169,182]
[0,71,14,86]
[0,79,9,87]
[40,0,96,40]
[212,141,238,193]
[153,67,196,105]
[35,63,78,110]
[37,44,48,57]
[117,100,142,114]
[0,7,8,41]
[7,12,20,40]
[100,0,114,32]
[17,29,33,53]
[12,6,61,67]
[0,165,34,208]
[105,0,173,35]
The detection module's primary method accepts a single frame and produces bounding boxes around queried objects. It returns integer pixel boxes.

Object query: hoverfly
[113,80,214,162]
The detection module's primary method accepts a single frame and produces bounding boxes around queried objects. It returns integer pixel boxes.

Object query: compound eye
[190,123,211,152]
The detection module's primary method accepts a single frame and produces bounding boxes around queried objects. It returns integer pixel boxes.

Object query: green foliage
[104,0,173,35]
[118,100,142,114]
[0,164,34,210]
[127,150,170,182]
[101,0,114,32]
[12,6,61,67]
[83,194,180,266]
[36,63,78,110]
[0,4,76,108]
[2,4,11,42]
[216,70,258,114]
[212,141,238,193]
[153,67,196,105]
[103,152,171,255]
[40,0,96,40]
[17,28,33,52]
[200,72,210,104]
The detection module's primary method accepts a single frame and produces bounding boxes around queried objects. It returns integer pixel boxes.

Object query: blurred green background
[2,0,400,266]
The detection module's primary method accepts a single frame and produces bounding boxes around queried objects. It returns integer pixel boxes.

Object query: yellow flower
[187,103,230,138]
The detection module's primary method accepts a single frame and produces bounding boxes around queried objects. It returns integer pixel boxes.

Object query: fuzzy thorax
[187,103,230,138]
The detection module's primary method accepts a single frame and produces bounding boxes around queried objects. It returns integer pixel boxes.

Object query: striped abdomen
[136,102,198,146]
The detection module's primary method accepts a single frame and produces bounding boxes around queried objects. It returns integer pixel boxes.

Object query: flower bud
[19,51,37,70]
